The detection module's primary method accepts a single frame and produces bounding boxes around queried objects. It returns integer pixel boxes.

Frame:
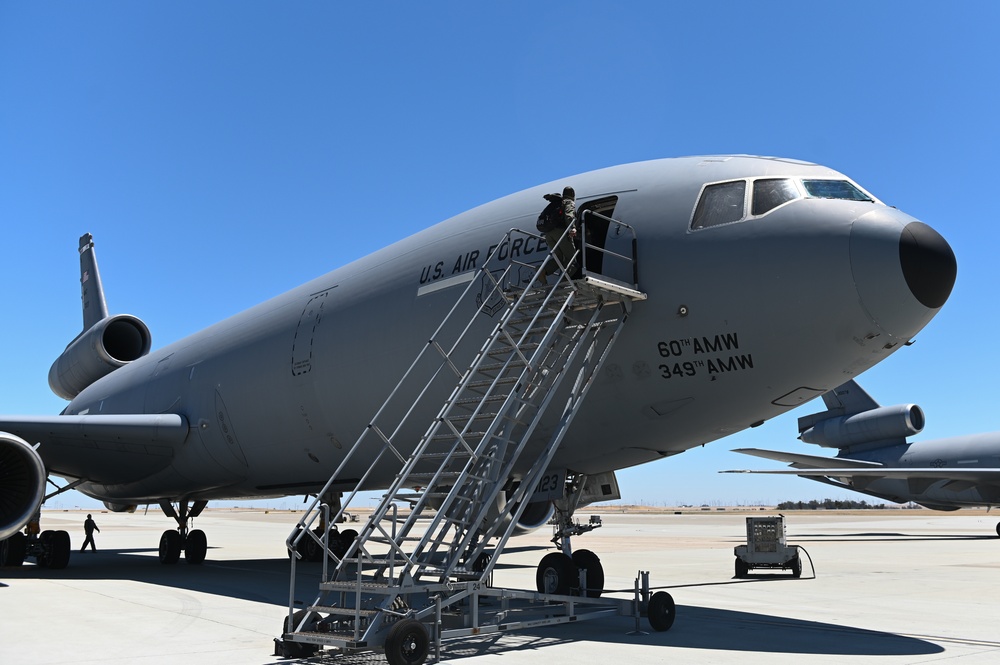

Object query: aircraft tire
[298,531,322,562]
[647,591,676,632]
[47,530,71,570]
[0,532,27,566]
[332,528,357,558]
[36,530,54,568]
[571,549,604,598]
[735,557,748,578]
[339,528,358,550]
[535,552,576,596]
[185,529,207,565]
[159,530,182,565]
[384,618,429,665]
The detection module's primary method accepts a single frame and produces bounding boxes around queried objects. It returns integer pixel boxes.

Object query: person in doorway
[537,186,578,284]
[81,513,100,551]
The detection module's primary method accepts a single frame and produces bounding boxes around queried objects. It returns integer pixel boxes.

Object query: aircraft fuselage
[47,156,953,504]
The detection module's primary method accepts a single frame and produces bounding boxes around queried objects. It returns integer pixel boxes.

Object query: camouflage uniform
[542,192,577,279]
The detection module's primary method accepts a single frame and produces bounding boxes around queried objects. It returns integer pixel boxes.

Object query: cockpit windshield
[801,179,873,202]
[752,179,800,216]
[691,181,746,229]
[690,177,876,230]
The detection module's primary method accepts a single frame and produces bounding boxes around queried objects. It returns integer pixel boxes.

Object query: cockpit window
[752,178,800,216]
[802,179,872,202]
[692,181,746,229]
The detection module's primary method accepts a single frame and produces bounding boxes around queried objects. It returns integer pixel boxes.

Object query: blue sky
[2,2,999,508]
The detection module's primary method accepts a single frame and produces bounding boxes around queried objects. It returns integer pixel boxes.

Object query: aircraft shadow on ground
[2,548,322,606]
[4,550,944,660]
[434,605,945,660]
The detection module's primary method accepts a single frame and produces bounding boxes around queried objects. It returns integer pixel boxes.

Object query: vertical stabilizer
[49,234,152,399]
[820,379,881,415]
[79,233,109,331]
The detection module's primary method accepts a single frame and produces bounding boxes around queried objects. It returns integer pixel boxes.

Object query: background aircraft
[0,155,957,578]
[730,380,1000,535]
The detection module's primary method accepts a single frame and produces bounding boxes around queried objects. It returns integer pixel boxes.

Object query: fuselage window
[691,180,746,229]
[752,178,800,216]
[802,179,873,202]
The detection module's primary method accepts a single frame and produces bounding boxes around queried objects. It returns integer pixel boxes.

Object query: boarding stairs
[281,217,646,661]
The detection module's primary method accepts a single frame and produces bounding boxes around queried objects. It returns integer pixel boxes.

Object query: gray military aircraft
[730,380,1000,535]
[0,155,957,572]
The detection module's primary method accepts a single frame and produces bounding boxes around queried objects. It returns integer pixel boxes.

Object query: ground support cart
[733,515,801,578]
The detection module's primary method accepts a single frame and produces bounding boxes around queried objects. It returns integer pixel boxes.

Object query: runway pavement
[2,508,999,664]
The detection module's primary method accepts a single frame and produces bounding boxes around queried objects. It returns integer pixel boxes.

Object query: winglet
[79,233,109,331]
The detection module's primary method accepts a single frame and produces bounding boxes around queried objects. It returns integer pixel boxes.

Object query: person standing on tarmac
[538,186,578,284]
[81,513,100,551]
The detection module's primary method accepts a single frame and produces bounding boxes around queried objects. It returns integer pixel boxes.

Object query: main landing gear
[0,521,72,570]
[290,491,358,563]
[1,476,85,569]
[157,500,209,565]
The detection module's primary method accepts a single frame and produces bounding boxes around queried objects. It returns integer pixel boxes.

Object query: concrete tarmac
[3,508,1000,664]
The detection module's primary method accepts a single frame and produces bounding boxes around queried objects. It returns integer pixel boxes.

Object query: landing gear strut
[158,500,208,565]
[533,473,608,598]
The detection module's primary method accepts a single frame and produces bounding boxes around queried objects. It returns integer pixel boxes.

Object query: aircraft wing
[730,447,884,469]
[723,466,1000,483]
[0,414,189,483]
[725,448,1000,486]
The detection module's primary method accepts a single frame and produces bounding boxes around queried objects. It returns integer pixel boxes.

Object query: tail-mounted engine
[0,433,46,540]
[48,314,151,399]
[47,233,152,400]
[800,404,924,449]
[798,380,924,452]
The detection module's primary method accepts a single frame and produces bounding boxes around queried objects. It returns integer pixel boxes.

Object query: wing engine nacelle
[510,498,555,537]
[0,432,47,540]
[48,314,152,400]
[800,404,924,449]
[426,486,555,537]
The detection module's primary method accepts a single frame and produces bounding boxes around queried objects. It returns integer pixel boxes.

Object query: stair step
[319,580,397,592]
[488,342,540,357]
[477,360,528,373]
[406,471,462,480]
[466,377,519,390]
[453,394,509,407]
[429,434,485,445]
[418,451,477,461]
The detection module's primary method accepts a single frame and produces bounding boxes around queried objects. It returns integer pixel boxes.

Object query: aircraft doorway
[577,195,617,276]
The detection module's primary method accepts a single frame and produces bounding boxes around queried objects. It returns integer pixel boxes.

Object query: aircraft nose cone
[850,208,955,340]
[899,221,957,309]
